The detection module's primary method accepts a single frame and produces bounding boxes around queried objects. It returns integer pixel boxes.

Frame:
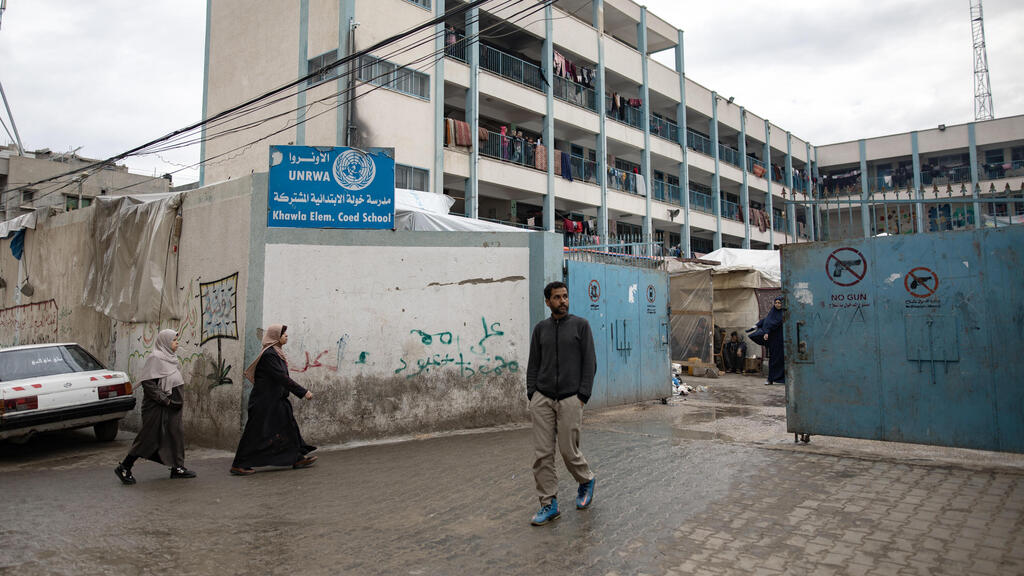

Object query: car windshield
[0,345,106,382]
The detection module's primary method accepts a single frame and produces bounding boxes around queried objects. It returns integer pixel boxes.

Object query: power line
[3,0,516,198]
[34,0,558,201]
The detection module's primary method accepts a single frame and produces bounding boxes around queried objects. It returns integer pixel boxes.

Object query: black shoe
[115,464,136,485]
[170,466,197,479]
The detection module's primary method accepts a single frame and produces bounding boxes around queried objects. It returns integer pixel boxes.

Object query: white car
[0,343,136,442]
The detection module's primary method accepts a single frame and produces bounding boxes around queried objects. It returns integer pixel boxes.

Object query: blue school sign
[268,145,395,229]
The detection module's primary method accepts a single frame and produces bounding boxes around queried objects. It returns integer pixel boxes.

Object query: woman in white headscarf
[230,324,316,476]
[115,329,196,484]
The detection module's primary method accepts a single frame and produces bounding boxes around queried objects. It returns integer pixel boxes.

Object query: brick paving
[1,375,1022,575]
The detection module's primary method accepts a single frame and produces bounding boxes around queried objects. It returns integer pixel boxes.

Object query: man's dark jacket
[526,313,597,403]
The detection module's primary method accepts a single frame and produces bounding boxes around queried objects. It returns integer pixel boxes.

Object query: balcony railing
[690,190,713,214]
[721,199,741,221]
[606,95,644,130]
[608,167,638,194]
[746,156,766,175]
[718,143,742,168]
[479,130,537,169]
[445,33,543,93]
[568,155,599,184]
[554,76,597,112]
[650,115,679,143]
[480,44,543,91]
[686,130,713,156]
[652,180,682,204]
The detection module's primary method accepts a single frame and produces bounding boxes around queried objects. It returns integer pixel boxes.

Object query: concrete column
[859,139,870,237]
[464,7,480,218]
[675,30,690,258]
[763,120,774,249]
[785,132,795,240]
[805,142,815,241]
[911,131,923,233]
[710,92,722,250]
[813,146,822,240]
[199,0,212,186]
[543,3,555,232]
[338,0,355,146]
[595,0,608,243]
[739,107,750,248]
[296,0,309,146]
[639,8,652,240]
[432,0,445,194]
[968,123,981,228]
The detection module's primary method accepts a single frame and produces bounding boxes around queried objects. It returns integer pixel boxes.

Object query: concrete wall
[259,242,530,442]
[0,173,561,448]
[0,177,255,448]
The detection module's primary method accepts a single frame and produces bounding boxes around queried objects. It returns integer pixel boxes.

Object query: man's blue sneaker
[576,478,595,509]
[530,498,561,526]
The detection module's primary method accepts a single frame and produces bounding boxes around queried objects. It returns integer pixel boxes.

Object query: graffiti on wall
[199,273,239,388]
[395,317,519,379]
[0,299,59,347]
[289,318,518,380]
[124,274,239,389]
[200,273,238,344]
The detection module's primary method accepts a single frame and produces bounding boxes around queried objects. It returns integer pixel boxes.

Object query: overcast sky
[0,1,1021,186]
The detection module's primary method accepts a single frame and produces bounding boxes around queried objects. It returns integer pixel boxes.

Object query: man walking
[526,281,597,526]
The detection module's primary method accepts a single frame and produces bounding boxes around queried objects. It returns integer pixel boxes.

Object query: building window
[21,189,34,204]
[984,149,1004,164]
[65,195,93,211]
[395,163,429,192]
[358,54,430,100]
[307,50,340,86]
[402,0,430,9]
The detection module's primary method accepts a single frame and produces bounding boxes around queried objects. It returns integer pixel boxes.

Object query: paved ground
[2,373,1023,576]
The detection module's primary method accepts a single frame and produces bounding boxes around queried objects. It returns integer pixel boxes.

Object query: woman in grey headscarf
[115,329,196,484]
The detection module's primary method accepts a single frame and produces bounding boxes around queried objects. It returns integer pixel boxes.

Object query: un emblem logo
[332,149,376,190]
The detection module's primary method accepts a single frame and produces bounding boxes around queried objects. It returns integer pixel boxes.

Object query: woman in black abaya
[230,325,317,475]
[754,296,786,385]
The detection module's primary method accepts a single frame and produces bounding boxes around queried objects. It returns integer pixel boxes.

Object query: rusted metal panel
[782,225,1024,453]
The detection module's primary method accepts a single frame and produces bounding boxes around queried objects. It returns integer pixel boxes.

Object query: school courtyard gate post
[564,242,670,409]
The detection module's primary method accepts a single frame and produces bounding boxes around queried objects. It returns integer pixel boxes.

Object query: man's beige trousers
[530,394,594,505]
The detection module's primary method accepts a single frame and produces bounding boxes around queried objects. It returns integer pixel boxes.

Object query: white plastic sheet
[82,193,184,322]
[393,188,527,232]
[0,212,37,239]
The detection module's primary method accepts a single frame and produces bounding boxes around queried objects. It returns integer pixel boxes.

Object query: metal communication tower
[970,0,994,121]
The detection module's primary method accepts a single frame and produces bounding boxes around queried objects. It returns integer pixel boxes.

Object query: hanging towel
[535,145,547,171]
[454,120,472,146]
[561,151,573,181]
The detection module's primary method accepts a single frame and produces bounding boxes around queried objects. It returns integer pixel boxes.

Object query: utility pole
[970,0,995,121]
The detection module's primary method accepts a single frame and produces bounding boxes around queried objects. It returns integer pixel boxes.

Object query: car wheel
[94,420,120,442]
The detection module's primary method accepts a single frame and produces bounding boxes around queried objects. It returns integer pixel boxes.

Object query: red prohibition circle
[826,247,867,287]
[588,279,601,302]
[904,267,938,298]
[646,284,656,303]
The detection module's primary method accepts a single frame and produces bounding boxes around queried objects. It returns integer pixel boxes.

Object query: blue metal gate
[566,257,669,409]
[782,225,1024,453]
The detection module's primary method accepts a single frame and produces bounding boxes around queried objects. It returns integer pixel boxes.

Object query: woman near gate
[230,324,317,475]
[753,296,786,385]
